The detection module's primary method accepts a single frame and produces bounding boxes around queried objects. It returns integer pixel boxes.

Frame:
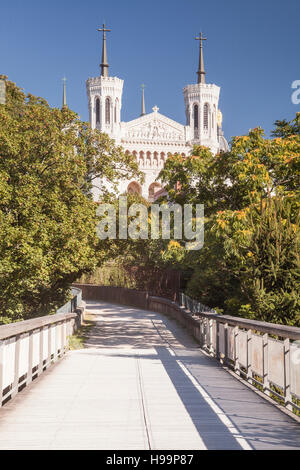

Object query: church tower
[183,33,221,154]
[86,24,123,140]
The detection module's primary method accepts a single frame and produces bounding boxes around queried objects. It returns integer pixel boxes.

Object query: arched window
[139,151,145,166]
[127,181,142,195]
[146,151,151,167]
[193,104,199,129]
[95,98,100,124]
[212,104,216,130]
[203,103,209,130]
[105,97,111,124]
[114,98,119,123]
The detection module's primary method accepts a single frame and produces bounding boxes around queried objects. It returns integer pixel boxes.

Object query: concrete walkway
[0,300,299,450]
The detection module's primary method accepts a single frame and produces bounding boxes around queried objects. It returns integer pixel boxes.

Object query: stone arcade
[86,25,229,201]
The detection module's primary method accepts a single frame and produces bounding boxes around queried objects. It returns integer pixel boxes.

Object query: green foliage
[214,196,300,324]
[271,113,300,138]
[157,123,300,326]
[0,78,140,322]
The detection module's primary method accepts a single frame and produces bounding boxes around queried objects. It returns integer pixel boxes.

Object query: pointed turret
[195,32,207,84]
[141,84,146,116]
[98,23,111,77]
[62,77,67,108]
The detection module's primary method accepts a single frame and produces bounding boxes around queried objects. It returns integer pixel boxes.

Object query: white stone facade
[86,61,228,201]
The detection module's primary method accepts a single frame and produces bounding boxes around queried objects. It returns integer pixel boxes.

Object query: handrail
[178,292,300,340]
[0,312,76,341]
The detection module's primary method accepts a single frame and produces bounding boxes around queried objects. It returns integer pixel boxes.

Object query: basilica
[86,25,229,201]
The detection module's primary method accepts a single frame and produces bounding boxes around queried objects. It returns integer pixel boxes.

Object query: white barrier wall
[0,294,83,406]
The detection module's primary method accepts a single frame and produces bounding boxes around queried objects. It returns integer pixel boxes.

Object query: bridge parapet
[0,288,84,407]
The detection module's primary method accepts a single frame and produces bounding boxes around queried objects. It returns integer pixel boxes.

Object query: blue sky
[1,0,299,141]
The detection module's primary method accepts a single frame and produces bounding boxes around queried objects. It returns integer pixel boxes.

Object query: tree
[271,113,300,138]
[157,122,300,325]
[0,77,141,322]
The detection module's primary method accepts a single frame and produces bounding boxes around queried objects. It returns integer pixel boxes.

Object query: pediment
[121,111,185,142]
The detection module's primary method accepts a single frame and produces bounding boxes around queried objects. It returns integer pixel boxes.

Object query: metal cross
[97,23,111,39]
[195,32,207,48]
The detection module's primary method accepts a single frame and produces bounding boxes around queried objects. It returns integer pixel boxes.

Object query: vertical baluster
[247,329,252,384]
[12,335,21,398]
[200,317,204,348]
[26,330,33,386]
[61,320,66,356]
[205,318,208,348]
[54,323,58,362]
[38,326,44,376]
[224,322,228,366]
[234,326,240,376]
[216,321,220,360]
[284,338,292,411]
[47,325,52,368]
[263,333,270,396]
[209,319,213,354]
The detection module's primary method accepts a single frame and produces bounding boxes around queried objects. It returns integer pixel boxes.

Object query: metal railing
[179,292,216,314]
[0,288,83,407]
[178,294,300,414]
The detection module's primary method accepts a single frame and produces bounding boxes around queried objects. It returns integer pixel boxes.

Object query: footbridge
[0,285,299,450]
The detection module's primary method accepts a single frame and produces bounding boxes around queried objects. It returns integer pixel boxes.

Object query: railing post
[263,333,270,396]
[284,338,292,411]
[200,317,204,348]
[216,320,220,360]
[54,323,58,362]
[58,322,63,358]
[47,325,52,368]
[61,320,66,356]
[209,319,213,355]
[234,326,240,376]
[38,327,44,376]
[26,330,33,386]
[12,335,21,398]
[204,318,208,351]
[224,322,228,365]
[247,329,252,383]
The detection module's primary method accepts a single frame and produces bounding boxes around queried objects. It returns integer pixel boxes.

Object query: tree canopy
[156,122,300,325]
[0,77,141,322]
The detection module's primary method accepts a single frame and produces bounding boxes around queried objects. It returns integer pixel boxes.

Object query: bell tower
[183,32,221,154]
[86,24,123,141]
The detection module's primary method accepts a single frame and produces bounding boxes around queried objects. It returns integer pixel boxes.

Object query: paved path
[0,301,299,450]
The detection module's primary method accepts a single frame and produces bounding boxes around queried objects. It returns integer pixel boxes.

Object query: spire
[62,77,67,108]
[141,84,146,116]
[195,32,207,84]
[98,23,111,77]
